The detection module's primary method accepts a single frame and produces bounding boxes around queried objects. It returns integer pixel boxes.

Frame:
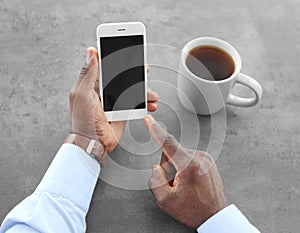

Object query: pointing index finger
[144,115,191,172]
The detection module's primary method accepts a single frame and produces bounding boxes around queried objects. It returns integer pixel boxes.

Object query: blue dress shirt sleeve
[0,143,100,233]
[197,204,261,233]
[1,144,261,233]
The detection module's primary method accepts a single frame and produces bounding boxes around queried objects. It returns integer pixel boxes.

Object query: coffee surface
[186,46,234,81]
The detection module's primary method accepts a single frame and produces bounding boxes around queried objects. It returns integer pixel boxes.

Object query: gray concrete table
[0,0,299,232]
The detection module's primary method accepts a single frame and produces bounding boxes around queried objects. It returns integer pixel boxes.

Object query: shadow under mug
[177,37,263,115]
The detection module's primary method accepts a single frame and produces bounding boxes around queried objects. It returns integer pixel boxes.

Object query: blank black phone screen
[100,35,145,112]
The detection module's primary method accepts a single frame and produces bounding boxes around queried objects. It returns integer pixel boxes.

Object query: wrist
[64,133,107,162]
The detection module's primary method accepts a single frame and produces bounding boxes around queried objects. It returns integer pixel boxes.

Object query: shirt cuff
[35,143,100,212]
[197,204,260,233]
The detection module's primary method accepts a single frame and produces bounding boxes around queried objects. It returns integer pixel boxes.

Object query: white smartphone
[96,22,147,122]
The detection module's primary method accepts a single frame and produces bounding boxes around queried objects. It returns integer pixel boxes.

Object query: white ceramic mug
[177,37,262,115]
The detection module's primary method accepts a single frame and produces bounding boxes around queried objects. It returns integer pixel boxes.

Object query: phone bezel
[96,22,147,122]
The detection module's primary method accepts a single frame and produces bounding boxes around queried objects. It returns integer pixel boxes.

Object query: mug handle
[227,73,263,107]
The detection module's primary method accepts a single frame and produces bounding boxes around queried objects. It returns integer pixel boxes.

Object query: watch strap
[64,134,106,162]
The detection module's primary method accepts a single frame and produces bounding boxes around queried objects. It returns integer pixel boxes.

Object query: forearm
[0,143,100,233]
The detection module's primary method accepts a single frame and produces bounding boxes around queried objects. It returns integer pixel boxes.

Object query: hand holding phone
[70,45,158,153]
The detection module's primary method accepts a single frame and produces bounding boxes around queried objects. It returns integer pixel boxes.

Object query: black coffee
[186,46,234,81]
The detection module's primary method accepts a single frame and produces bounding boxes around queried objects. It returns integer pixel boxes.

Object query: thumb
[78,47,99,89]
[149,165,172,204]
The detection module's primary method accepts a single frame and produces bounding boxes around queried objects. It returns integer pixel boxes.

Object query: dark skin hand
[144,114,228,228]
[69,47,159,153]
[69,47,226,229]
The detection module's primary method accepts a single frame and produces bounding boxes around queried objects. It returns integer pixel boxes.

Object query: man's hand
[69,47,158,153]
[144,115,228,229]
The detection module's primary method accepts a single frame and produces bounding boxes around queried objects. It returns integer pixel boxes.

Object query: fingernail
[147,114,155,121]
[86,48,93,63]
[152,164,159,169]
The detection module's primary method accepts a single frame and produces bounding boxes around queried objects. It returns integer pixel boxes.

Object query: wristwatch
[64,134,107,162]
